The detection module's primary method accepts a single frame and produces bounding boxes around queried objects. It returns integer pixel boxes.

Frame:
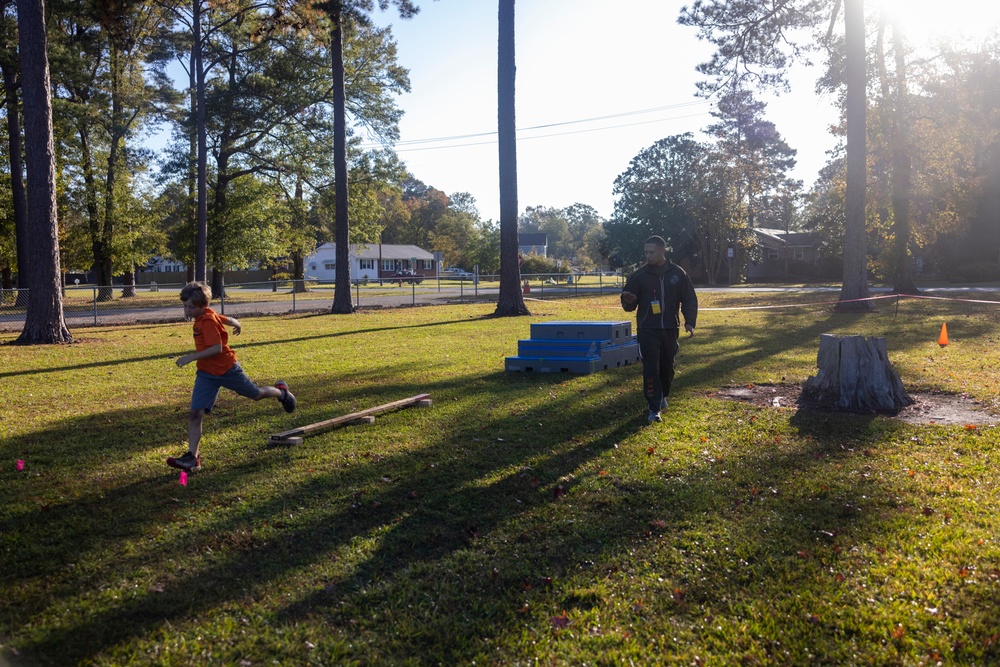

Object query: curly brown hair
[179,281,212,306]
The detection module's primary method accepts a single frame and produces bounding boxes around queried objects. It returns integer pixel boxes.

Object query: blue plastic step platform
[505,356,607,374]
[529,321,632,343]
[506,321,639,374]
[604,341,641,367]
[516,339,608,359]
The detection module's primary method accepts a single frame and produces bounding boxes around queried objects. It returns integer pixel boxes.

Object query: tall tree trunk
[194,0,208,283]
[96,40,126,303]
[836,0,872,312]
[15,0,71,343]
[1,62,28,293]
[293,177,307,292]
[78,123,106,290]
[494,0,529,317]
[187,37,197,278]
[330,0,353,313]
[122,265,136,297]
[889,20,917,295]
[210,168,229,298]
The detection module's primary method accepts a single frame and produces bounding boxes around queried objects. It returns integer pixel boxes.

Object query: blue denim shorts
[191,363,261,412]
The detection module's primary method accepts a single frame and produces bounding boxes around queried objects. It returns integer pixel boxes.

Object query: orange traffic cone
[523,279,530,294]
[938,322,949,347]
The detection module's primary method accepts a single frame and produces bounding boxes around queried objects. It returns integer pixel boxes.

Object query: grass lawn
[3,291,1000,666]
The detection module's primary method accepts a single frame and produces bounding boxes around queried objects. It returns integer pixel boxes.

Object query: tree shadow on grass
[9,367,979,664]
[2,367,643,664]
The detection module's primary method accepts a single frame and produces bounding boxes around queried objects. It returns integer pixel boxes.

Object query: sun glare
[874,0,1000,45]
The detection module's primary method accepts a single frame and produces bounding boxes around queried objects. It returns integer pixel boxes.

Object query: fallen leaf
[650,519,668,529]
[922,506,934,516]
[646,447,655,455]
[598,470,609,476]
[553,485,565,499]
[892,624,905,640]
[551,611,571,629]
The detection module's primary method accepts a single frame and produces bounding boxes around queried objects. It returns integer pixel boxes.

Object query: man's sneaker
[660,398,668,411]
[275,380,296,414]
[167,451,201,472]
[647,410,662,424]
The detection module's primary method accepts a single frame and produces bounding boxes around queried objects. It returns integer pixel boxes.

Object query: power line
[388,109,712,154]
[359,100,712,152]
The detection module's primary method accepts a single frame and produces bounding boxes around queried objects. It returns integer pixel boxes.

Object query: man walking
[620,236,698,424]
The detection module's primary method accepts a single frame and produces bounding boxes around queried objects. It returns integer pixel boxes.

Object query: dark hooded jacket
[620,261,698,330]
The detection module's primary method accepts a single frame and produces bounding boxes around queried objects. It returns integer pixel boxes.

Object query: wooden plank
[270,393,431,441]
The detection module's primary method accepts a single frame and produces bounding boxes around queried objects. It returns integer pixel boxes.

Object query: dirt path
[714,383,998,426]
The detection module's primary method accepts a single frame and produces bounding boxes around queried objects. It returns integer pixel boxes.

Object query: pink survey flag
[16,459,24,471]
[179,471,188,486]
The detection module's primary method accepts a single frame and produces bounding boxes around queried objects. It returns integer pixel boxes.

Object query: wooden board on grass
[269,393,431,444]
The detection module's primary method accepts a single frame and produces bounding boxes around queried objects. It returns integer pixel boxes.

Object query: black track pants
[637,328,679,412]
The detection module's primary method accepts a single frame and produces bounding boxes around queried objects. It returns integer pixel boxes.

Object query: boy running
[168,281,296,472]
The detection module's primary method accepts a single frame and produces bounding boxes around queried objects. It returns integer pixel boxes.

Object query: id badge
[651,299,661,315]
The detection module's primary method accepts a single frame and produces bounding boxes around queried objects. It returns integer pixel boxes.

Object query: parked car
[391,269,423,284]
[443,268,475,280]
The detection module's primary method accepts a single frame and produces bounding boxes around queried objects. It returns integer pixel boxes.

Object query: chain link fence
[0,272,625,332]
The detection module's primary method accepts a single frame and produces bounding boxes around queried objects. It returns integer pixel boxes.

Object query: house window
[360,259,375,270]
[767,248,779,261]
[793,248,804,260]
[423,259,433,269]
[382,259,395,271]
[324,262,335,270]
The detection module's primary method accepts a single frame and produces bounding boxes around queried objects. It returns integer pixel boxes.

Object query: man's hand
[175,355,191,368]
[685,323,695,337]
[228,318,242,336]
[621,290,638,304]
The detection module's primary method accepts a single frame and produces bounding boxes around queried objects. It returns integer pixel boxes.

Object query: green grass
[4,292,1000,665]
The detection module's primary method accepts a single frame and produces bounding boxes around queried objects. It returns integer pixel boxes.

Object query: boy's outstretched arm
[223,316,242,335]
[176,344,223,367]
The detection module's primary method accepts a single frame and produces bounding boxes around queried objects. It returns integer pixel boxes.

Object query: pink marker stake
[179,471,188,486]
[16,459,24,471]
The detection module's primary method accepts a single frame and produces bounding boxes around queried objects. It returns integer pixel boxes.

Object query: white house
[142,256,188,273]
[518,233,548,258]
[305,243,437,282]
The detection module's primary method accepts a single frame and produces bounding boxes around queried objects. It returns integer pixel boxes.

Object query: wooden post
[800,334,912,413]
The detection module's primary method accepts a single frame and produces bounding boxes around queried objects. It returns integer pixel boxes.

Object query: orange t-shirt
[192,307,237,376]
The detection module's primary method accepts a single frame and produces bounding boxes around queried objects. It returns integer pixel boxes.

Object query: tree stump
[800,334,912,413]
